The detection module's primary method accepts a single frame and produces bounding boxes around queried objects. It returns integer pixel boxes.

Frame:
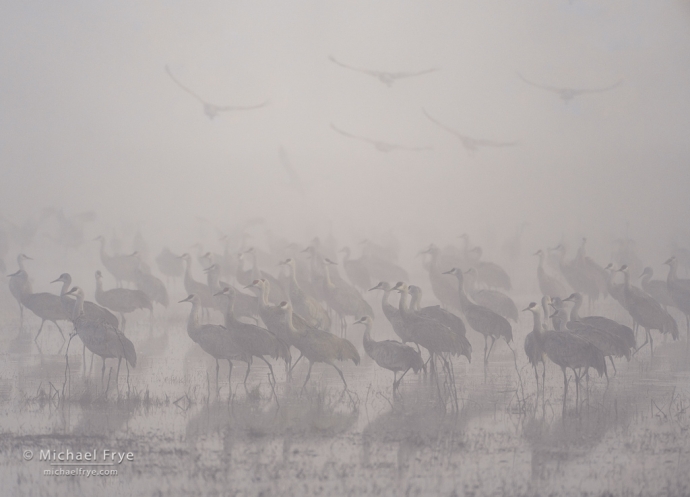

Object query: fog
[2,0,690,257]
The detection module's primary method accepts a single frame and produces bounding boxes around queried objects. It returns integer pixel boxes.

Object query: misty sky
[1,0,689,259]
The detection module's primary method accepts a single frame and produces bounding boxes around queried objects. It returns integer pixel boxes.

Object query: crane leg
[19,303,24,328]
[101,357,106,386]
[259,356,276,386]
[483,335,488,364]
[396,367,412,390]
[562,367,568,418]
[227,360,234,391]
[215,359,220,392]
[82,344,86,375]
[633,331,649,355]
[289,352,304,373]
[486,336,496,363]
[53,321,65,340]
[243,362,251,389]
[608,356,617,375]
[301,361,314,392]
[648,329,654,356]
[89,352,94,376]
[330,363,348,390]
[116,358,122,388]
[34,320,46,342]
[392,371,398,391]
[533,365,539,394]
[541,361,547,401]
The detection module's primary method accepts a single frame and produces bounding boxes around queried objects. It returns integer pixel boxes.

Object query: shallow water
[1,295,689,497]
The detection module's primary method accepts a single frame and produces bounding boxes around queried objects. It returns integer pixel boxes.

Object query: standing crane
[132,254,169,308]
[563,292,635,372]
[339,247,372,291]
[179,294,249,391]
[95,271,152,331]
[277,300,360,391]
[419,245,461,311]
[355,316,423,391]
[443,268,512,365]
[368,281,414,345]
[618,265,678,355]
[9,254,32,325]
[9,269,67,341]
[279,258,331,330]
[66,287,137,386]
[640,267,675,311]
[93,236,139,287]
[464,267,518,322]
[408,285,472,363]
[178,253,215,318]
[155,247,184,287]
[664,256,690,342]
[523,303,546,396]
[321,258,374,336]
[534,249,568,298]
[214,286,290,386]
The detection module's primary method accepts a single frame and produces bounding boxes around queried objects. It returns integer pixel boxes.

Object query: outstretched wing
[330,123,375,143]
[389,67,440,80]
[516,72,565,94]
[165,65,207,104]
[574,80,624,95]
[328,55,381,77]
[216,99,270,112]
[423,109,468,139]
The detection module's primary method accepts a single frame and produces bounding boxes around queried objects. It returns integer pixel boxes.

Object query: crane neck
[569,298,582,322]
[250,251,260,280]
[409,291,422,311]
[397,288,410,315]
[454,275,472,312]
[223,295,236,327]
[666,263,678,283]
[186,300,200,338]
[361,323,373,350]
[17,256,26,271]
[323,263,336,290]
[95,277,104,297]
[72,293,85,322]
[97,237,110,263]
[206,269,219,292]
[641,271,651,288]
[58,278,70,297]
[530,309,543,336]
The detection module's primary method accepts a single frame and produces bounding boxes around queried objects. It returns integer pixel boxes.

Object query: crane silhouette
[328,55,439,87]
[330,123,431,153]
[423,109,517,154]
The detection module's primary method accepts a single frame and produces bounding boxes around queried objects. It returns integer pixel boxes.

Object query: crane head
[663,256,676,266]
[51,273,70,284]
[95,270,102,279]
[213,287,233,297]
[178,294,197,304]
[369,281,390,292]
[353,316,372,326]
[522,302,538,312]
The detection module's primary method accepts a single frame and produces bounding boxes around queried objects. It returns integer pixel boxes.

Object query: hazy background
[1,0,689,262]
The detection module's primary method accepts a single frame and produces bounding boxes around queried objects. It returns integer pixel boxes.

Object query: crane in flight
[423,109,517,154]
[517,72,623,102]
[330,123,431,153]
[165,65,269,119]
[329,55,439,87]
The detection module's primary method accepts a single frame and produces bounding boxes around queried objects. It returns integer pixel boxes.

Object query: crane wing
[216,99,270,112]
[165,65,207,104]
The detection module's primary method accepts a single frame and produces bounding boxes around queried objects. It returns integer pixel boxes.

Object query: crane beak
[8,270,21,277]
[441,269,453,275]
[178,295,194,303]
[663,258,672,265]
[50,278,61,284]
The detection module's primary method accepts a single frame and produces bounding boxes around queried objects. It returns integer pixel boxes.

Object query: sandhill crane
[328,55,439,87]
[214,287,290,386]
[551,244,600,310]
[277,300,360,390]
[618,265,678,355]
[423,108,517,154]
[640,267,675,310]
[563,292,635,372]
[330,123,431,152]
[94,236,139,287]
[51,273,119,328]
[517,72,623,102]
[419,245,461,311]
[204,264,257,323]
[392,282,468,364]
[368,281,414,345]
[322,258,374,336]
[464,267,518,322]
[604,263,626,308]
[523,301,606,414]
[9,269,67,341]
[243,247,288,305]
[279,258,331,330]
[534,249,568,298]
[95,271,152,330]
[339,247,372,291]
[132,254,168,308]
[664,256,690,342]
[523,303,546,394]
[443,268,512,365]
[355,316,423,391]
[408,285,472,363]
[179,253,215,317]
[165,64,269,119]
[155,247,184,286]
[9,254,32,324]
[66,287,137,386]
[467,247,513,291]
[575,238,609,302]
[179,294,249,391]
[361,240,409,282]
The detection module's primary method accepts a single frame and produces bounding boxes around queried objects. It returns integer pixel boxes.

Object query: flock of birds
[164,56,623,155]
[4,229,690,413]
